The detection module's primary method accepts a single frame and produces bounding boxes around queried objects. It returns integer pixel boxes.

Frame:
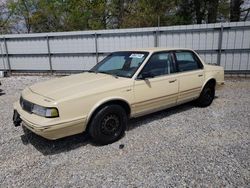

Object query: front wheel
[195,84,215,107]
[89,104,127,145]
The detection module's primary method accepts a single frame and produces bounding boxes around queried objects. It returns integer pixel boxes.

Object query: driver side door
[132,52,179,117]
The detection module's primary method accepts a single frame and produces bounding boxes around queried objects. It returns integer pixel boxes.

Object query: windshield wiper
[87,70,98,73]
[111,74,119,79]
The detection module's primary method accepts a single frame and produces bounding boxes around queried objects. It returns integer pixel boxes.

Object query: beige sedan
[13,48,224,144]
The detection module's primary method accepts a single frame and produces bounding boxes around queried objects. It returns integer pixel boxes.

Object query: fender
[201,77,216,91]
[85,96,131,125]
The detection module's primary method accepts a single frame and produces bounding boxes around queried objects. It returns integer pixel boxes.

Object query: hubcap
[101,114,120,135]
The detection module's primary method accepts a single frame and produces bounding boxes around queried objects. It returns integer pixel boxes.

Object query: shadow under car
[20,99,215,155]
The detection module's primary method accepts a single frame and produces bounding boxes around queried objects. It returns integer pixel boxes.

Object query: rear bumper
[13,102,87,140]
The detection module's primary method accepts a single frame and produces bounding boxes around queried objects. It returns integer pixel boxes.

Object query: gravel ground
[0,75,249,187]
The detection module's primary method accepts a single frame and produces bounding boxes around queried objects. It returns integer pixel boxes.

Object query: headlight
[32,104,59,118]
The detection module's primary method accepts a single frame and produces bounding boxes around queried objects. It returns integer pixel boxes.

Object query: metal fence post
[94,33,99,64]
[217,25,224,65]
[0,39,6,71]
[154,29,159,47]
[3,37,11,75]
[46,35,53,74]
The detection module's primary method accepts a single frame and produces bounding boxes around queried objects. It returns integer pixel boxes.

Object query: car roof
[118,47,194,53]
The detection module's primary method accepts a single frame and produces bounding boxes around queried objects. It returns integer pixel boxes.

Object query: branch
[0,3,17,28]
[241,7,250,12]
[243,9,250,21]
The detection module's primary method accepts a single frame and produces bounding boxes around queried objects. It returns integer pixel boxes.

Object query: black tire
[195,84,215,107]
[89,104,127,145]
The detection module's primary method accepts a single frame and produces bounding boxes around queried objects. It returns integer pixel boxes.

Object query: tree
[62,0,90,31]
[121,0,175,28]
[107,0,130,29]
[230,0,244,21]
[193,0,208,24]
[175,0,194,25]
[31,0,71,32]
[217,0,230,22]
[176,0,230,24]
[0,0,246,34]
[86,0,109,30]
[207,0,219,23]
[8,0,38,33]
[0,1,11,34]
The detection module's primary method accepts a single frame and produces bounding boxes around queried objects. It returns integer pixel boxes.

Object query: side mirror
[140,72,154,79]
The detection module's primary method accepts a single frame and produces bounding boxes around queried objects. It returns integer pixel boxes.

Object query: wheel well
[205,79,216,88]
[86,100,131,131]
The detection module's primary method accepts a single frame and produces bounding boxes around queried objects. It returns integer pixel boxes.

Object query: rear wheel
[196,84,215,107]
[89,104,127,145]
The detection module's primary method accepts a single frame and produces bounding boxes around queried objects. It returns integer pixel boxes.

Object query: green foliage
[175,0,232,24]
[0,0,247,34]
[174,0,195,25]
[218,0,230,21]
[0,2,11,34]
[86,0,108,30]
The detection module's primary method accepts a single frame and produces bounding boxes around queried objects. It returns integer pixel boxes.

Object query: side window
[175,51,202,72]
[139,52,174,78]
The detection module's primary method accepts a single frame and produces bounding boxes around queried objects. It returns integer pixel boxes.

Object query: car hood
[29,72,130,101]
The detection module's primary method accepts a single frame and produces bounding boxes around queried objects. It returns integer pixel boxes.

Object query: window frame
[173,50,204,73]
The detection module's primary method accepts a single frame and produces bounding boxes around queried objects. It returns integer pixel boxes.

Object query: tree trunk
[207,0,219,23]
[21,0,31,33]
[117,0,125,28]
[230,0,243,21]
[194,0,205,24]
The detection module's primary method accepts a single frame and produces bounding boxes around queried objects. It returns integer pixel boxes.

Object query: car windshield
[90,51,149,78]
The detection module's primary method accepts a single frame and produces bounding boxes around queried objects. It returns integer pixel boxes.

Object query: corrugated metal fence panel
[51,56,96,70]
[7,38,48,54]
[219,22,250,71]
[158,24,220,65]
[199,53,218,65]
[10,56,50,70]
[49,36,95,53]
[0,21,249,73]
[98,33,155,52]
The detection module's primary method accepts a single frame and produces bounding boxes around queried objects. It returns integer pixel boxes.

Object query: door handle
[169,79,177,83]
[198,74,203,77]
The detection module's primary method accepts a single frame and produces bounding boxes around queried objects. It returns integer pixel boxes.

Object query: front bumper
[13,102,87,140]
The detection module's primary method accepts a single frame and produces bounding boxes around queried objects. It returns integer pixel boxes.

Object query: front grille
[20,97,33,113]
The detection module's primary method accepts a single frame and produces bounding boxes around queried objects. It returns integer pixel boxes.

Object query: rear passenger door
[174,51,204,104]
